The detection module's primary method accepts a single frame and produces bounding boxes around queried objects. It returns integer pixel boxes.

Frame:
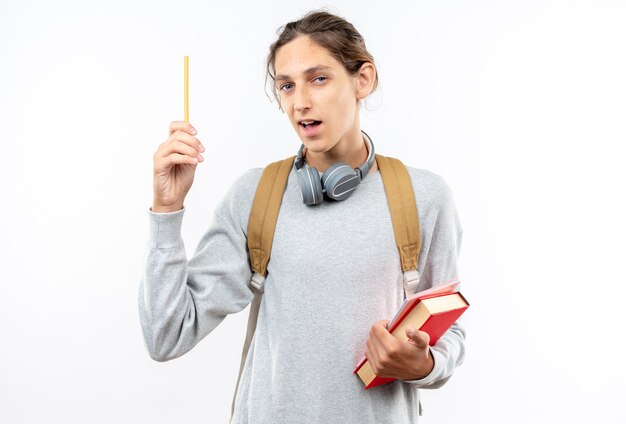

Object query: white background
[1,0,625,423]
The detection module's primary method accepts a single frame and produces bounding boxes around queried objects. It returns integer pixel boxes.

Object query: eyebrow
[275,65,333,82]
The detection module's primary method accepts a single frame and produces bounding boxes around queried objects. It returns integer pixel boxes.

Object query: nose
[293,85,311,113]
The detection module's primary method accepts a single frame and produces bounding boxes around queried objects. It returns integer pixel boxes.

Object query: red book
[353,279,469,389]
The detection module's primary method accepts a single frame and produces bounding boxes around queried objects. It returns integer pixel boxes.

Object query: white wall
[1,0,624,422]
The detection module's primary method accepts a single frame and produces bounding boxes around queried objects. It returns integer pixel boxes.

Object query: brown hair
[265,10,379,109]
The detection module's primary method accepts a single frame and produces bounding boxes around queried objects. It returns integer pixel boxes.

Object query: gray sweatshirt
[138,165,465,424]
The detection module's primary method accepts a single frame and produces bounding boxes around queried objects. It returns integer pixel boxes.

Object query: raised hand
[152,121,205,213]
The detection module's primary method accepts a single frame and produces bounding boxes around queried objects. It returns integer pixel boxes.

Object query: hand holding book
[364,319,435,381]
[354,279,469,388]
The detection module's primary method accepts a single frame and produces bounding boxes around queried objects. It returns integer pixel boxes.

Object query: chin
[301,139,333,154]
[292,123,340,153]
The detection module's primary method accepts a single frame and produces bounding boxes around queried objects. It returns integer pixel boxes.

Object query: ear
[354,62,377,100]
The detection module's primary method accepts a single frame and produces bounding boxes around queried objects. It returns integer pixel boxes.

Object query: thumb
[405,326,430,349]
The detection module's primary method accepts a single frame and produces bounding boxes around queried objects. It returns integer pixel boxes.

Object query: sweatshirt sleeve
[401,173,466,389]
[138,170,260,362]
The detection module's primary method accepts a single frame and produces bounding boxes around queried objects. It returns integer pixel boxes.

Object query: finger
[170,130,205,153]
[372,320,390,332]
[154,147,203,170]
[169,121,197,137]
[371,321,395,345]
[405,327,430,349]
[369,323,398,362]
[365,335,384,374]
[161,152,200,167]
[160,139,204,162]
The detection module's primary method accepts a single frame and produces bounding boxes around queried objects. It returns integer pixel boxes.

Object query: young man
[140,10,465,423]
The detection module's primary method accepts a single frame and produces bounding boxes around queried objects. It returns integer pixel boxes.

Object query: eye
[279,83,293,92]
[314,76,327,83]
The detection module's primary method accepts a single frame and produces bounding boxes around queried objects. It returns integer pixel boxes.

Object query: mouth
[299,119,322,129]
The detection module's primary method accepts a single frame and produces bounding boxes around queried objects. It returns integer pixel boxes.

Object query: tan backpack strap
[376,154,422,297]
[231,156,295,422]
[246,155,296,292]
[231,291,261,421]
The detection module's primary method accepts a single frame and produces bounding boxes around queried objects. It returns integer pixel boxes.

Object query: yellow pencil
[184,55,189,122]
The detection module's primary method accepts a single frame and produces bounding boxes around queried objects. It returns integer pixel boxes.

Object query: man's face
[274,35,359,155]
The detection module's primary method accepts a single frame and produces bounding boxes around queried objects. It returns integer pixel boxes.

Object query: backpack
[230,153,422,420]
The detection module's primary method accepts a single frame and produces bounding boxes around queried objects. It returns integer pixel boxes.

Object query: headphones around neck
[294,130,376,206]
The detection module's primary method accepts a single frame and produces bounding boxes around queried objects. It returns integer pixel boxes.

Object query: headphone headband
[294,130,376,205]
[357,130,375,179]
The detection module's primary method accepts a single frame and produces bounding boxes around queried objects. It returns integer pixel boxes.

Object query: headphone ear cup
[321,163,360,201]
[296,165,324,205]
